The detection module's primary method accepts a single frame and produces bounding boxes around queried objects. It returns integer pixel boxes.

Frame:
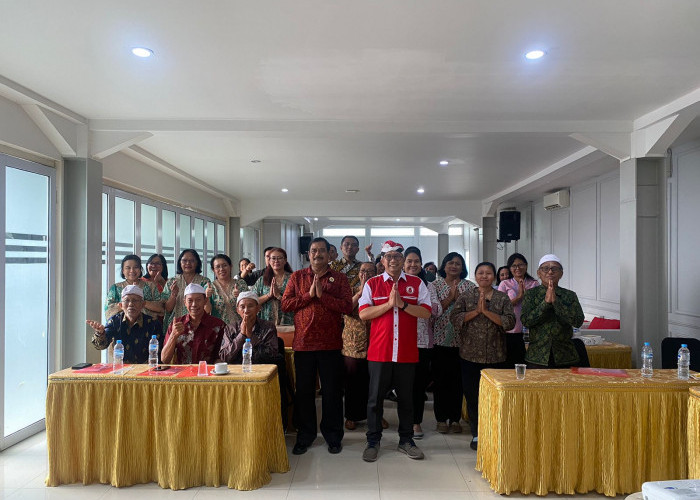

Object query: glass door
[0,154,55,450]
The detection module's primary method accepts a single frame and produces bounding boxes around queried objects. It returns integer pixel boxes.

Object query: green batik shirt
[521,284,584,366]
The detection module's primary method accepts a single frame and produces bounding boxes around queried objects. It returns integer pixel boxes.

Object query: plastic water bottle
[678,344,690,380]
[242,338,253,373]
[641,342,653,378]
[522,326,529,345]
[113,340,124,375]
[148,335,159,369]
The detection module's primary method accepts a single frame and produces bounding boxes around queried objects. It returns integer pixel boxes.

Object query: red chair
[588,317,620,330]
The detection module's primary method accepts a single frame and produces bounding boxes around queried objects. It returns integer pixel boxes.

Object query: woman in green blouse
[205,253,248,325]
[253,247,294,325]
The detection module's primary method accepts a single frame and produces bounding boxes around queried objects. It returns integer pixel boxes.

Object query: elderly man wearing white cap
[87,285,163,363]
[161,283,226,365]
[219,291,279,364]
[521,254,584,368]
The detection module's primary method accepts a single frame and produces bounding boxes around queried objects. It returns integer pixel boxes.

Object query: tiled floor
[1,400,627,499]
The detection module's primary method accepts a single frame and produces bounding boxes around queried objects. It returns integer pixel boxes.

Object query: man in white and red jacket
[358,240,432,462]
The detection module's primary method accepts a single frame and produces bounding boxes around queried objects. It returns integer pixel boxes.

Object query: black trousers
[460,358,500,437]
[432,345,463,423]
[294,349,344,447]
[343,355,369,422]
[366,361,415,444]
[502,332,527,368]
[412,348,432,424]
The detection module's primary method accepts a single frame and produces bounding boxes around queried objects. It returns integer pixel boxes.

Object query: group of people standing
[86,235,584,462]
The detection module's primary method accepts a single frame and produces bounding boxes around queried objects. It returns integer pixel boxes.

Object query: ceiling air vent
[543,190,570,211]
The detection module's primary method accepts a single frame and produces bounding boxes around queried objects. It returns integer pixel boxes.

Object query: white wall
[529,171,621,319]
[101,152,229,219]
[0,96,62,161]
[668,140,700,339]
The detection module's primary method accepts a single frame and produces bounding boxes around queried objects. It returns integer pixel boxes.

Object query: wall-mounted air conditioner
[543,190,570,211]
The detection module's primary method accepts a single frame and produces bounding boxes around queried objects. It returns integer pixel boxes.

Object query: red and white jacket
[358,272,431,363]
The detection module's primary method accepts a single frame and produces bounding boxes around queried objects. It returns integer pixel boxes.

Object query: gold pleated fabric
[45,364,289,490]
[689,388,700,480]
[476,368,700,497]
[586,342,633,369]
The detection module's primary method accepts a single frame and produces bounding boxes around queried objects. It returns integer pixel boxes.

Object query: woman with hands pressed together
[450,262,515,451]
[431,252,476,434]
[521,254,584,368]
[497,253,539,366]
[253,247,294,325]
[206,254,248,325]
[162,249,211,333]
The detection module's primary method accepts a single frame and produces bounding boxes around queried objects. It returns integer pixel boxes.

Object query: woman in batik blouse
[162,249,211,332]
[205,253,248,325]
[105,254,162,320]
[253,247,294,325]
[451,261,515,451]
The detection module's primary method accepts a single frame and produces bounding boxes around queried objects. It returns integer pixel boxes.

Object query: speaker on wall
[299,235,311,254]
[498,211,521,242]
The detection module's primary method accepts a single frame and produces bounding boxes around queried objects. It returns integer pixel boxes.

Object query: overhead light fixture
[131,47,154,58]
[345,189,360,193]
[395,218,401,222]
[439,160,449,166]
[250,159,261,163]
[525,49,545,60]
[314,217,318,221]
[281,188,289,193]
[417,188,425,194]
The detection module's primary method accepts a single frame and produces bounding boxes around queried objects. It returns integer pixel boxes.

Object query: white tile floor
[0,400,627,499]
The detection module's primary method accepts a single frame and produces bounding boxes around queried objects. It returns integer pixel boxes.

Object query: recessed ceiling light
[345,189,360,193]
[439,160,449,166]
[417,188,425,194]
[314,217,318,221]
[250,159,261,163]
[131,47,154,58]
[395,218,401,222]
[525,49,545,60]
[281,188,289,193]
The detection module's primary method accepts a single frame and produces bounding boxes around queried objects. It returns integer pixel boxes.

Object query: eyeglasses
[510,264,526,269]
[213,265,229,270]
[539,266,562,274]
[180,259,196,264]
[383,254,403,261]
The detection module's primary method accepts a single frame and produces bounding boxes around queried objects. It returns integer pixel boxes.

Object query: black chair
[274,336,294,431]
[661,337,700,371]
[571,338,591,368]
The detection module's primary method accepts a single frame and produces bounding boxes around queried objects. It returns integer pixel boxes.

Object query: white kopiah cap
[121,284,144,298]
[538,254,562,268]
[184,283,207,296]
[237,290,260,304]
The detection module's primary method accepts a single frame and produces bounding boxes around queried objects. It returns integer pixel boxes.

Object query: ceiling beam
[21,104,77,157]
[90,130,153,160]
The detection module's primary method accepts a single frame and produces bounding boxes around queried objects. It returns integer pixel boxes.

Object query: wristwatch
[401,302,409,311]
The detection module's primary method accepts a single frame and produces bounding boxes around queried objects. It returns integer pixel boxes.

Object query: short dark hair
[263,246,275,255]
[239,257,250,266]
[404,246,428,284]
[341,235,359,246]
[506,252,534,280]
[176,249,202,275]
[120,254,143,279]
[210,253,232,270]
[438,252,468,280]
[310,237,330,251]
[475,261,497,277]
[144,253,168,280]
[496,266,511,284]
[423,261,436,270]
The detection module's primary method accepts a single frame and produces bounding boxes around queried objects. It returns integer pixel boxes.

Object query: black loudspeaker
[498,211,521,242]
[299,236,311,253]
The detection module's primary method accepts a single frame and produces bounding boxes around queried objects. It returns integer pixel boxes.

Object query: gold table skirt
[477,368,700,497]
[45,364,289,490]
[585,342,632,369]
[689,387,700,480]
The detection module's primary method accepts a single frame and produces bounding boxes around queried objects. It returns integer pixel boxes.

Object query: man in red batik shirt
[282,237,353,456]
[358,241,432,462]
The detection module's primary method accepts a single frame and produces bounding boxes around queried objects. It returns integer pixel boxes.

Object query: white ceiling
[2,0,700,224]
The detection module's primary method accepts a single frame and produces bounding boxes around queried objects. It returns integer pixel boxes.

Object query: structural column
[482,216,497,267]
[228,216,241,268]
[619,157,666,367]
[62,157,103,367]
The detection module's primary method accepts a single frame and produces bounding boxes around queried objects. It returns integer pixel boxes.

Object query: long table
[690,387,700,480]
[45,364,289,490]
[477,368,700,497]
[585,341,632,369]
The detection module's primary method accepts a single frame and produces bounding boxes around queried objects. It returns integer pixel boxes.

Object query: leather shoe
[344,419,357,430]
[328,443,343,454]
[470,437,478,451]
[292,443,308,455]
